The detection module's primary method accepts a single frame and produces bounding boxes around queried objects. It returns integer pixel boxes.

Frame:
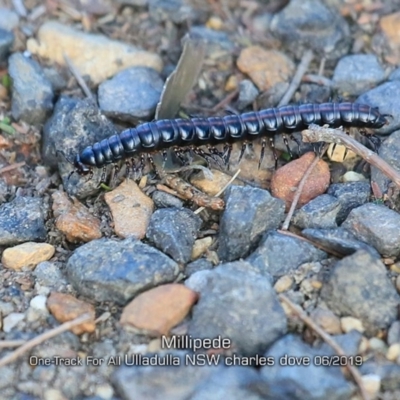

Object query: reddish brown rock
[2,242,55,271]
[377,12,400,64]
[52,191,102,243]
[47,292,96,335]
[271,152,330,211]
[104,179,154,239]
[237,46,294,91]
[120,284,198,336]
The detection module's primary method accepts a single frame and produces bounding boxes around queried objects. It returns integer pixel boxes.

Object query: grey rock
[185,258,213,277]
[0,196,46,246]
[191,366,265,400]
[152,190,183,208]
[371,130,400,194]
[33,261,66,288]
[388,321,400,346]
[260,334,355,400]
[149,0,196,24]
[9,53,54,124]
[98,67,164,123]
[112,352,220,400]
[0,28,13,63]
[321,250,400,335]
[236,79,259,110]
[246,231,327,279]
[389,67,400,81]
[300,82,332,104]
[218,185,285,262]
[270,0,350,59]
[146,208,202,264]
[189,26,234,62]
[356,81,400,135]
[333,54,385,96]
[302,228,380,258]
[360,361,400,391]
[186,261,287,356]
[0,8,19,31]
[42,96,117,198]
[66,237,180,305]
[0,365,16,389]
[43,67,67,92]
[293,194,340,229]
[342,203,400,257]
[327,181,370,224]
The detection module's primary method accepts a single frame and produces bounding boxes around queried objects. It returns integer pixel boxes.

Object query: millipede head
[73,155,92,176]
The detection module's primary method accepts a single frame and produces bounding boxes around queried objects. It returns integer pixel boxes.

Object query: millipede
[68,102,388,180]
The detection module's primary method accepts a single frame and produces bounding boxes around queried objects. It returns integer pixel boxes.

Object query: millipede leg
[147,154,158,177]
[291,135,302,154]
[222,144,232,167]
[258,139,266,170]
[269,137,278,169]
[238,142,247,163]
[100,166,107,184]
[125,159,131,179]
[282,134,293,158]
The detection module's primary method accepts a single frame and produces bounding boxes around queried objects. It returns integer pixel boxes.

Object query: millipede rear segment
[69,102,387,179]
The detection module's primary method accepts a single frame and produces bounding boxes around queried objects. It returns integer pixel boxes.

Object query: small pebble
[190,168,238,196]
[47,292,96,335]
[247,231,326,279]
[356,81,400,135]
[342,171,367,182]
[52,191,102,242]
[340,316,365,333]
[321,251,399,335]
[332,54,385,96]
[2,242,55,271]
[98,67,164,123]
[148,0,196,23]
[3,312,24,333]
[185,258,214,277]
[30,295,48,312]
[237,46,294,91]
[310,307,342,335]
[9,53,54,124]
[342,203,400,257]
[218,185,285,262]
[271,152,330,211]
[236,79,259,110]
[270,0,350,59]
[386,343,400,361]
[0,8,19,31]
[369,338,387,354]
[376,11,400,65]
[152,191,183,208]
[361,374,381,399]
[66,237,179,304]
[274,275,293,293]
[120,284,198,336]
[191,237,213,260]
[146,208,201,264]
[293,194,340,229]
[27,21,162,85]
[388,321,400,345]
[105,180,154,240]
[186,261,287,356]
[33,261,66,288]
[327,181,371,224]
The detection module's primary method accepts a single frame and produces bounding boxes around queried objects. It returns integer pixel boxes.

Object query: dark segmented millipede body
[72,102,387,175]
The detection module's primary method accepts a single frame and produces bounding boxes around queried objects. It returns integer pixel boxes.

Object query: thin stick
[194,168,241,214]
[279,294,370,400]
[63,52,94,100]
[281,145,329,231]
[302,124,400,188]
[0,340,26,349]
[0,313,92,368]
[0,161,25,174]
[302,74,333,87]
[278,50,314,107]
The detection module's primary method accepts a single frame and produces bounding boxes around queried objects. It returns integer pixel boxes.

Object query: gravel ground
[1,1,400,400]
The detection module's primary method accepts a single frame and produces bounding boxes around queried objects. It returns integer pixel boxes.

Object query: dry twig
[0,161,25,174]
[0,313,92,368]
[162,174,225,210]
[281,144,329,230]
[279,294,370,400]
[194,168,241,214]
[278,50,314,107]
[302,124,400,188]
[63,53,94,100]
